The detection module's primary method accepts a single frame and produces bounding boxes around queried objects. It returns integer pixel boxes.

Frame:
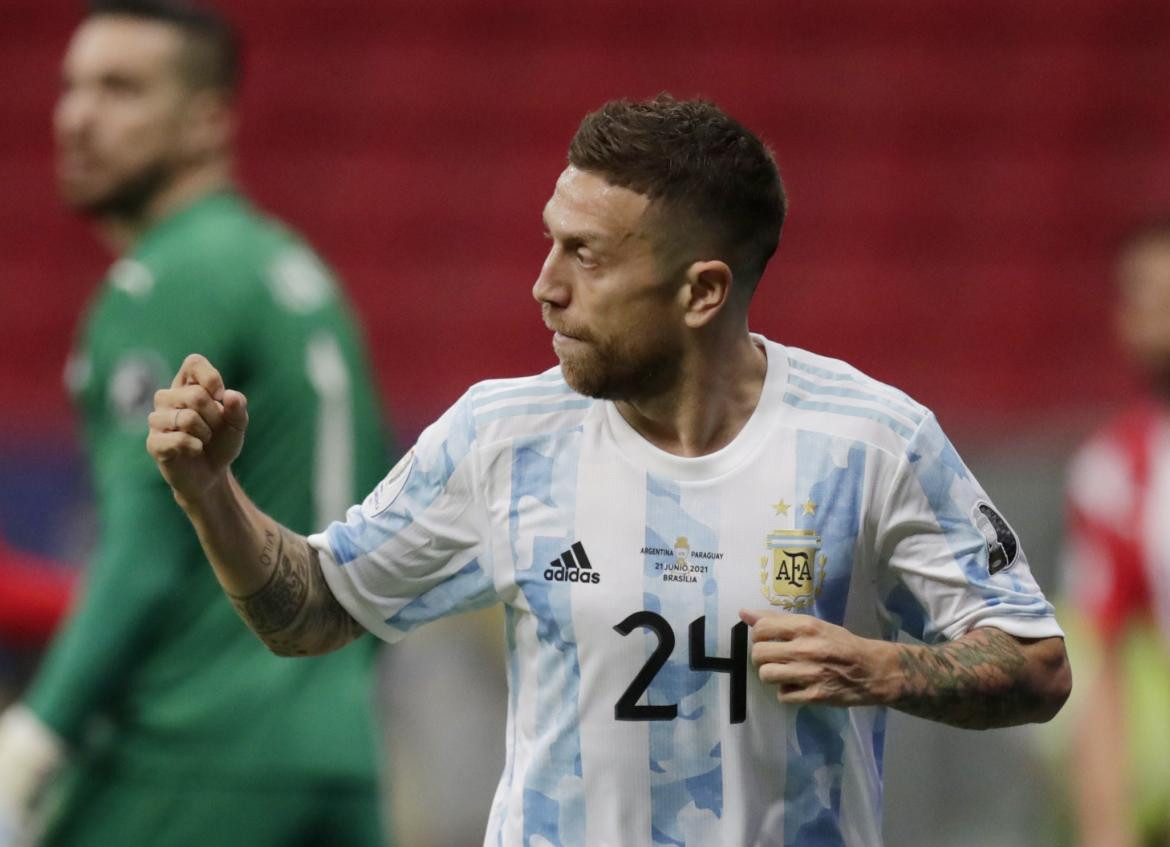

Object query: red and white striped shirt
[1066,405,1170,641]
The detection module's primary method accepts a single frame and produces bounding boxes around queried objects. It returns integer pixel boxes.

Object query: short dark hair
[568,94,786,294]
[87,0,240,95]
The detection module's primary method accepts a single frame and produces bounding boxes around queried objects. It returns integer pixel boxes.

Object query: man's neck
[614,329,768,458]
[1149,371,1170,408]
[97,161,232,255]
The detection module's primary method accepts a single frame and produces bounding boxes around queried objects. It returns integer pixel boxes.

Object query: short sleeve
[312,392,497,643]
[874,413,1063,644]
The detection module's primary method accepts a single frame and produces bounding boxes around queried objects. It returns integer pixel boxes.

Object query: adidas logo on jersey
[544,541,600,584]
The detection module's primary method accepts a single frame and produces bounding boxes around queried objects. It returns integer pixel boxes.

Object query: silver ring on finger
[173,408,182,431]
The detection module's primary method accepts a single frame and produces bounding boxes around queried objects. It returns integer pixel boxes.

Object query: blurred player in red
[0,536,73,649]
[1064,215,1170,847]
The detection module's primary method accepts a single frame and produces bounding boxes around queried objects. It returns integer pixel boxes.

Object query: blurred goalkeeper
[0,2,391,845]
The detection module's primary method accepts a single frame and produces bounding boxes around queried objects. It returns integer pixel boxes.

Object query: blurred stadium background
[3,1,1169,844]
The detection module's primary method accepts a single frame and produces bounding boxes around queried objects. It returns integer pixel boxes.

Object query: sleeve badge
[971,501,1020,575]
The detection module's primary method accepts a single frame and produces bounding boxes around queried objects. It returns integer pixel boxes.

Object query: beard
[62,157,175,221]
[557,329,683,401]
[1144,360,1170,404]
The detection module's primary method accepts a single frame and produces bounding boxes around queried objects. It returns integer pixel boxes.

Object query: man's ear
[679,260,734,328]
[179,89,235,160]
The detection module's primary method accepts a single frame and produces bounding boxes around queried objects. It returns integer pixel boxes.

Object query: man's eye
[576,249,598,267]
[103,76,143,96]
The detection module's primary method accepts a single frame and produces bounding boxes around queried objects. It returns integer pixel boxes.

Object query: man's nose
[54,88,95,141]
[532,249,569,307]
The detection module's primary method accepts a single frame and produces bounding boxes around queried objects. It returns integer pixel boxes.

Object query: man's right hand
[147,353,249,505]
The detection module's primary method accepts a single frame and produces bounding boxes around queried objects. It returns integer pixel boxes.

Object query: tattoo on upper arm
[892,627,1037,729]
[228,525,364,656]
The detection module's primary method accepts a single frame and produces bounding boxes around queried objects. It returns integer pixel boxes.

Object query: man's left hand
[740,609,893,707]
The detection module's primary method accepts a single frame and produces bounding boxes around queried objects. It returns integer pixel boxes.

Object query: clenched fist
[146,353,249,506]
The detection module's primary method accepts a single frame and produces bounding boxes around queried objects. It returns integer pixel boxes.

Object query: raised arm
[146,354,362,656]
[742,610,1071,729]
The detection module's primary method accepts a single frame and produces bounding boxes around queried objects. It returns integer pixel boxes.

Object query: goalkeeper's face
[533,166,691,402]
[54,16,213,218]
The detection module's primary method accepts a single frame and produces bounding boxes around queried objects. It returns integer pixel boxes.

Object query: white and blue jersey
[313,335,1062,847]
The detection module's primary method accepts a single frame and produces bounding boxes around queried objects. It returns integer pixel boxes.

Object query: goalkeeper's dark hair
[1118,212,1170,255]
[87,0,240,95]
[569,93,786,296]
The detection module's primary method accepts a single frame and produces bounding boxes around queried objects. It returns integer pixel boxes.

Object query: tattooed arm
[885,627,1070,728]
[146,354,362,657]
[220,514,364,658]
[742,610,1071,729]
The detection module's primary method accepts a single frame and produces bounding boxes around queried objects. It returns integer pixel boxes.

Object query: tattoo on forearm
[228,525,363,656]
[892,627,1041,729]
[232,530,306,634]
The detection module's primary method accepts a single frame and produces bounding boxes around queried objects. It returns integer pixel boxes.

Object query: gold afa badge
[760,529,826,609]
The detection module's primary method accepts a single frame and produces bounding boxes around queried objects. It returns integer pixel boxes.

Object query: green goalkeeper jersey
[26,190,389,783]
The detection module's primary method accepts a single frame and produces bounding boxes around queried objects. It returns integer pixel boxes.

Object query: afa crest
[759,530,826,610]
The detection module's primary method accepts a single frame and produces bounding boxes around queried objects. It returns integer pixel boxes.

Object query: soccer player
[1064,216,1170,847]
[0,2,391,846]
[146,95,1071,846]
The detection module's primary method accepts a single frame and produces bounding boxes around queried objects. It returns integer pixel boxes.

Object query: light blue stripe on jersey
[782,393,916,441]
[900,417,1054,638]
[469,381,578,408]
[473,398,593,426]
[496,606,520,845]
[327,391,478,566]
[384,557,496,633]
[787,358,924,421]
[784,707,850,847]
[786,374,923,428]
[797,431,867,626]
[780,431,868,844]
[642,475,724,846]
[509,431,587,847]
